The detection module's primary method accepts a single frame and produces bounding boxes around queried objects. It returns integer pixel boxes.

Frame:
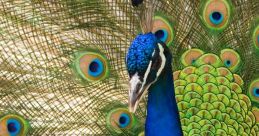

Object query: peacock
[0,0,259,135]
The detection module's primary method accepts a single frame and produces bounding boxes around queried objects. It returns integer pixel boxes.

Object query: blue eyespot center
[191,59,196,64]
[89,61,98,72]
[131,0,143,7]
[210,11,223,25]
[212,12,221,20]
[8,122,17,132]
[7,119,21,135]
[224,60,232,67]
[154,29,168,43]
[119,116,126,124]
[88,59,104,77]
[118,113,130,128]
[253,88,259,97]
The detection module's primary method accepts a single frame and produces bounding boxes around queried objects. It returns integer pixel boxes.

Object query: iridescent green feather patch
[151,14,175,46]
[174,48,258,135]
[200,0,233,32]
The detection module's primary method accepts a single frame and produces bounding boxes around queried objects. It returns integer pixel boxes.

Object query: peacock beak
[128,73,150,113]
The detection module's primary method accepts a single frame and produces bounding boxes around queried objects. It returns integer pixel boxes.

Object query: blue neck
[145,69,182,136]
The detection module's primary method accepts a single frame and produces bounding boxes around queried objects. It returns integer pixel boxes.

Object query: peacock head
[126,33,172,113]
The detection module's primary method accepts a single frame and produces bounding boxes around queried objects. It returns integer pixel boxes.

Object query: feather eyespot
[253,88,259,97]
[209,11,224,25]
[181,49,204,66]
[154,29,168,43]
[248,79,259,104]
[7,119,21,135]
[201,0,232,31]
[253,25,259,49]
[106,108,136,133]
[88,59,104,77]
[224,60,232,67]
[118,113,131,128]
[152,16,174,46]
[220,49,240,72]
[72,51,109,82]
[0,114,29,136]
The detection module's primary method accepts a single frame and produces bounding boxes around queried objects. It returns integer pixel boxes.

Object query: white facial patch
[129,73,141,93]
[136,44,166,95]
[129,73,142,112]
[141,50,155,89]
[157,43,166,76]
[140,44,166,89]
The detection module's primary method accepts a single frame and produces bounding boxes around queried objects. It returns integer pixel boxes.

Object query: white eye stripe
[157,43,166,77]
[141,50,156,90]
[129,73,141,93]
[130,49,155,97]
[141,43,166,88]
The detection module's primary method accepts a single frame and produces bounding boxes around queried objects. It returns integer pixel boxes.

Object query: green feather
[175,48,259,135]
[199,0,234,32]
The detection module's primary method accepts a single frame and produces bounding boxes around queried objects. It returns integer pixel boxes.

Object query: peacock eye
[106,108,136,133]
[201,0,232,31]
[72,51,109,82]
[152,15,174,46]
[220,49,240,72]
[181,49,204,66]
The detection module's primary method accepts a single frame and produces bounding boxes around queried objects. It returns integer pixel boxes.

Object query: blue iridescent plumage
[88,59,104,77]
[7,119,21,136]
[154,29,168,43]
[118,113,131,128]
[127,33,158,75]
[209,11,224,25]
[253,88,259,97]
[224,60,232,67]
